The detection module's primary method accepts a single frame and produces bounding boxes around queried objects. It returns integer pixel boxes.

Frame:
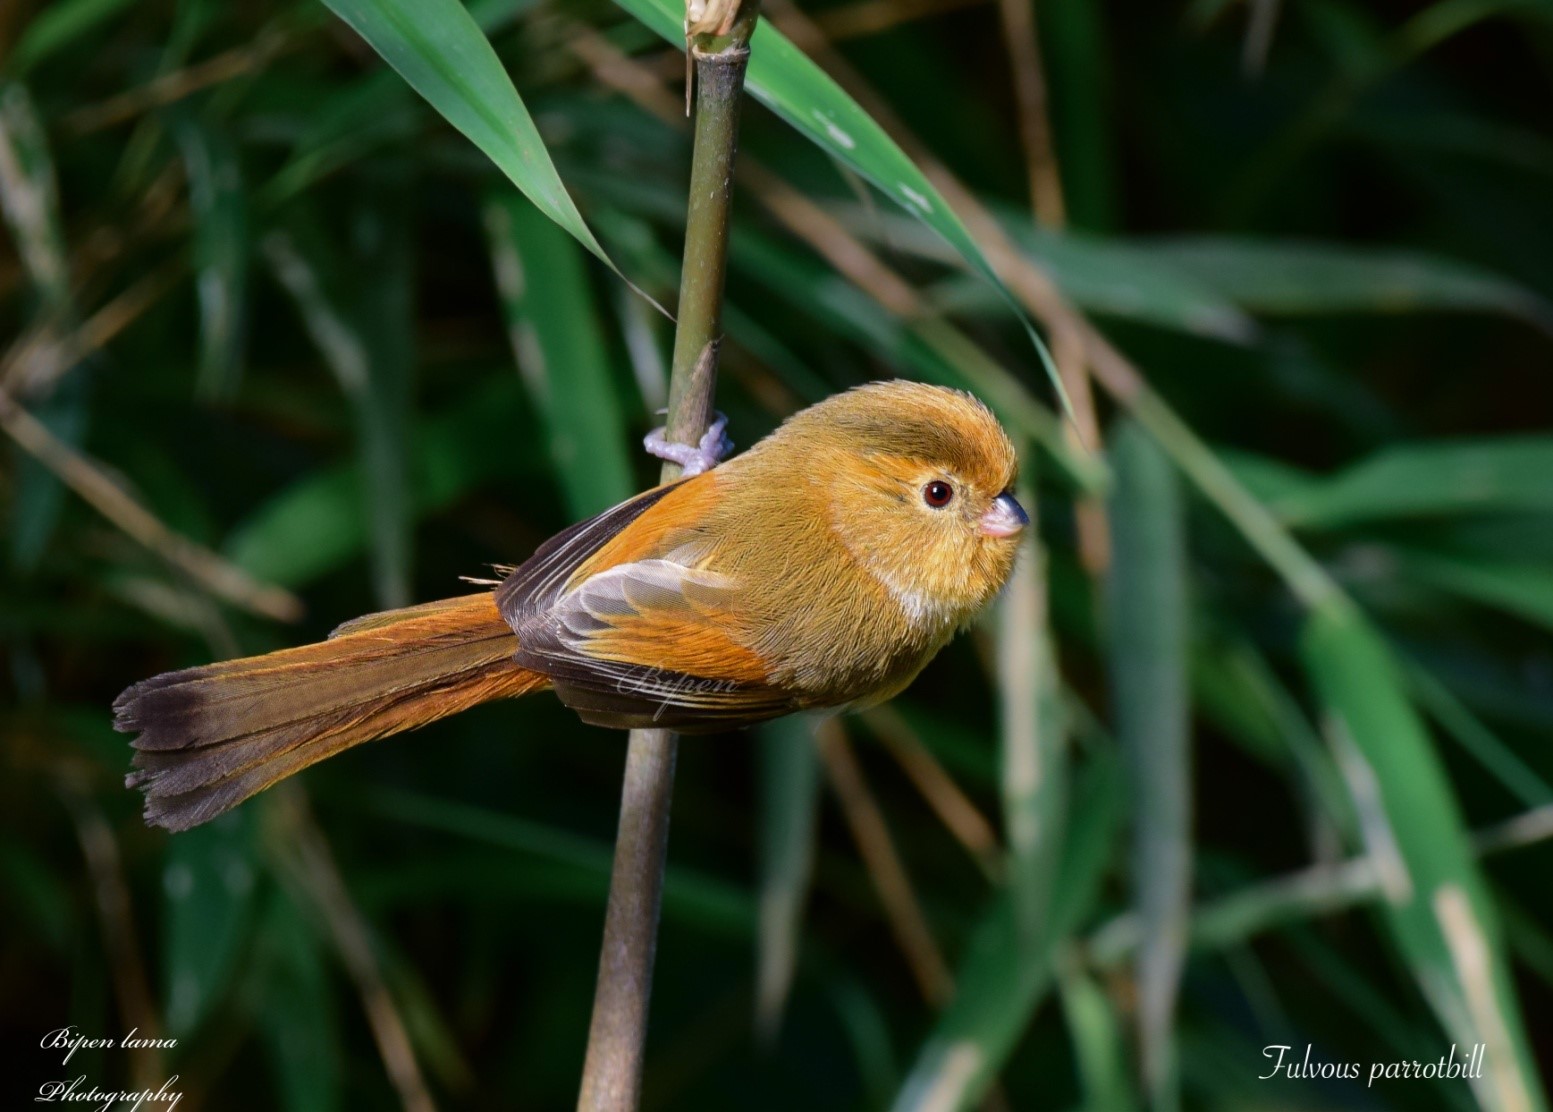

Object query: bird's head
[764,380,1027,629]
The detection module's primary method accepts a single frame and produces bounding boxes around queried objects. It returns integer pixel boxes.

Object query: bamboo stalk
[575,6,760,1109]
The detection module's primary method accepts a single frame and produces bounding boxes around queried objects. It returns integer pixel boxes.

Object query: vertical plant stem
[576,7,759,1110]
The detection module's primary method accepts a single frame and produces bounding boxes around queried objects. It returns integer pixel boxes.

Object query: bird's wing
[494,481,683,624]
[495,475,797,730]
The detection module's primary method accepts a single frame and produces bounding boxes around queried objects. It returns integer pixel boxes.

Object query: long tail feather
[115,593,547,831]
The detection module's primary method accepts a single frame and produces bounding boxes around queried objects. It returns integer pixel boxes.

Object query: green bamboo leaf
[1106,420,1191,1112]
[163,811,259,1036]
[614,0,1076,418]
[891,751,1121,1112]
[1144,237,1553,333]
[1191,640,1302,766]
[1300,603,1546,1112]
[320,0,644,297]
[754,715,822,1042]
[1058,962,1138,1112]
[1276,437,1553,529]
[1434,514,1553,563]
[484,191,634,519]
[172,114,249,400]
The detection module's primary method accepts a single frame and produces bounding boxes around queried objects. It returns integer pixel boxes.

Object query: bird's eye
[922,480,954,508]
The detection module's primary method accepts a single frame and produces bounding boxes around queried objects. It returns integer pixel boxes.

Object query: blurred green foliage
[3,0,1551,1109]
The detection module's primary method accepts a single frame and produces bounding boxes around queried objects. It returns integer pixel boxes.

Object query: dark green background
[2,0,1550,1108]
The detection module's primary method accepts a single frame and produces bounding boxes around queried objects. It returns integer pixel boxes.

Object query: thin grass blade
[1407,664,1553,809]
[1106,419,1192,1112]
[484,190,634,518]
[172,113,249,400]
[349,172,417,609]
[1058,960,1138,1112]
[261,198,414,608]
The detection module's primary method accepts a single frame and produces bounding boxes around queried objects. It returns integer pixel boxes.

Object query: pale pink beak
[979,493,1029,538]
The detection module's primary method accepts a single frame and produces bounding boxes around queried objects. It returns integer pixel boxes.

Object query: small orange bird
[116,381,1028,831]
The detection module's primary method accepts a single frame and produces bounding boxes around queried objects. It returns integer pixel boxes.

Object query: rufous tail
[115,593,547,831]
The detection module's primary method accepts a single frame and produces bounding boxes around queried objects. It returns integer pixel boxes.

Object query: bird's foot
[643,412,732,477]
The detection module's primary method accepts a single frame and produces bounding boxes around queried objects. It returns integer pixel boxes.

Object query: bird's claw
[643,412,733,477]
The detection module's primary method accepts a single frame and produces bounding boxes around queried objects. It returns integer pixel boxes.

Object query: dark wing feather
[495,481,796,730]
[495,482,680,626]
[513,553,797,730]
